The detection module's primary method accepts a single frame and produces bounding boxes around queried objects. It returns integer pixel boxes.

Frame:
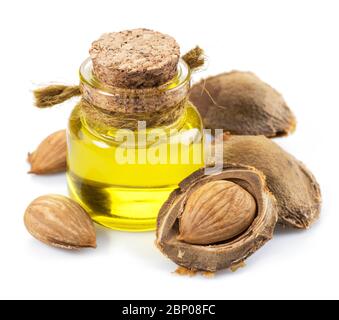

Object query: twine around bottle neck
[80,57,193,129]
[33,47,205,130]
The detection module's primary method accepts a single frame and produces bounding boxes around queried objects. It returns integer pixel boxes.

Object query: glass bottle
[67,58,204,231]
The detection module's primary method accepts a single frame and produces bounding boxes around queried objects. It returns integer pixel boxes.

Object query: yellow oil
[66,102,204,231]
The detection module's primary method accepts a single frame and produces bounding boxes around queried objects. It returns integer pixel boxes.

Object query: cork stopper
[89,28,180,88]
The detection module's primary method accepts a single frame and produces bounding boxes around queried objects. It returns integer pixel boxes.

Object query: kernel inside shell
[178,180,257,245]
[156,164,278,272]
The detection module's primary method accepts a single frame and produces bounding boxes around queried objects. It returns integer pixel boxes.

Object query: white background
[0,0,338,300]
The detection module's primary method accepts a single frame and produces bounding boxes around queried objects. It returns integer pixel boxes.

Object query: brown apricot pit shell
[221,135,321,228]
[156,164,278,272]
[190,71,296,137]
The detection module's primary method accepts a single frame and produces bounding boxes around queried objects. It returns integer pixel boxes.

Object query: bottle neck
[78,58,191,131]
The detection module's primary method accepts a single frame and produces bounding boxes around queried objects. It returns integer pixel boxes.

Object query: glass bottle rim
[79,58,191,95]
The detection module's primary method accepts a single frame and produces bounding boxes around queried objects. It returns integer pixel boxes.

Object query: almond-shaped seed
[24,194,96,249]
[28,130,66,174]
[178,180,257,245]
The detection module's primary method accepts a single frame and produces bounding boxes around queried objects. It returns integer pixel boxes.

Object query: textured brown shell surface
[178,180,257,244]
[189,71,296,137]
[90,28,180,88]
[28,130,66,174]
[222,135,321,228]
[156,164,278,272]
[24,195,96,249]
